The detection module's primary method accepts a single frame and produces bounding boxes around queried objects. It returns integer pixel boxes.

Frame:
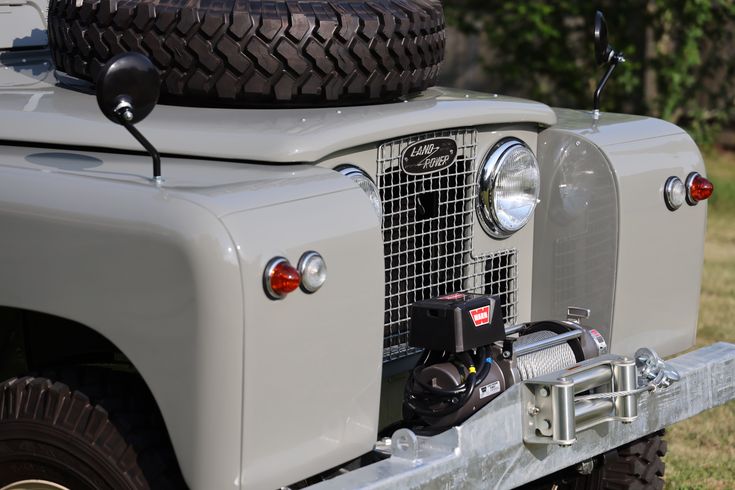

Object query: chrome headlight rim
[476,138,540,239]
[335,164,382,220]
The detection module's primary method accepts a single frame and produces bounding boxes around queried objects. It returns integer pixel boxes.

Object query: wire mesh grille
[378,129,518,362]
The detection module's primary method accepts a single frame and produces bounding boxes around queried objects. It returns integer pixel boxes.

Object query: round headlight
[336,165,382,220]
[477,139,540,238]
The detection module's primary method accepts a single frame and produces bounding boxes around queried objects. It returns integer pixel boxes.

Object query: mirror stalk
[121,120,162,184]
[593,51,625,118]
[114,102,162,183]
[96,52,162,184]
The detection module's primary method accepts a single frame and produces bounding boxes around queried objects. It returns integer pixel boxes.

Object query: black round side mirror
[96,52,160,125]
[594,11,612,66]
[96,52,163,181]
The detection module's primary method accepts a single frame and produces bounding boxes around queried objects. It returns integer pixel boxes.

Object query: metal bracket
[501,339,513,359]
[567,306,591,323]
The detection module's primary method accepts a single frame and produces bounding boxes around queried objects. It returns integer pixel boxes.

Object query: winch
[403,293,611,432]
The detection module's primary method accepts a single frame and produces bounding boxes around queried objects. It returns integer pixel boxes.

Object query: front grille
[378,129,518,363]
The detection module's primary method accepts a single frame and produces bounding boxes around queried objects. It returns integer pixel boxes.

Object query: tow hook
[635,347,681,388]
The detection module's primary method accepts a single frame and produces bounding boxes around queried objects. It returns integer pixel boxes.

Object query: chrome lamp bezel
[476,138,540,239]
[335,164,382,220]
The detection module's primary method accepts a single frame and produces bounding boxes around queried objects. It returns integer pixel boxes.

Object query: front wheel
[522,430,667,490]
[0,370,185,490]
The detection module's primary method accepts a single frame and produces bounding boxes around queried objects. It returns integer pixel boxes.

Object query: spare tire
[47,0,445,106]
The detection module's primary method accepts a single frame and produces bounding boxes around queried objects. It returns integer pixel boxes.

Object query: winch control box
[409,293,505,353]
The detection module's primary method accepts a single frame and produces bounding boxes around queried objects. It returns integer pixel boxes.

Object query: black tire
[47,0,445,106]
[0,369,186,490]
[521,430,667,490]
[592,430,666,490]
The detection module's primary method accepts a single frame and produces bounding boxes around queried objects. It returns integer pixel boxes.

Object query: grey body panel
[310,342,735,490]
[0,52,556,163]
[534,133,618,343]
[0,147,245,489]
[0,0,47,50]
[533,109,705,356]
[605,132,705,355]
[0,145,385,489]
[222,193,385,489]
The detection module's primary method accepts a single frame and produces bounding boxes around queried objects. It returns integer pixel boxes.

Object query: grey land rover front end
[0,0,734,489]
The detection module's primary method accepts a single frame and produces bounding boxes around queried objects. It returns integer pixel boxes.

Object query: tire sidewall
[0,420,135,490]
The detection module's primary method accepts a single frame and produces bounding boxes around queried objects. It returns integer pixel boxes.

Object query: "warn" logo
[469,306,491,327]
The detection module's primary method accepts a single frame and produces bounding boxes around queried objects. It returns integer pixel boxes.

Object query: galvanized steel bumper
[312,342,735,490]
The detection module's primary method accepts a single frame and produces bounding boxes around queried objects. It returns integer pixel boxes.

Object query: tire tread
[518,431,668,490]
[0,369,185,490]
[48,0,445,105]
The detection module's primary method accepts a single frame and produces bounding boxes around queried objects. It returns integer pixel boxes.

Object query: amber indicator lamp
[686,173,714,204]
[264,258,301,299]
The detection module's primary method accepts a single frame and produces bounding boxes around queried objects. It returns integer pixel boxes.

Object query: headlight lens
[336,165,382,220]
[477,139,540,237]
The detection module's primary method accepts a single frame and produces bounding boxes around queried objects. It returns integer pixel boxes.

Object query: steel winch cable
[575,368,676,401]
[515,330,578,381]
[575,385,654,401]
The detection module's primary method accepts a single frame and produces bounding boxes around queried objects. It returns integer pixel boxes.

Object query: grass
[665,148,735,489]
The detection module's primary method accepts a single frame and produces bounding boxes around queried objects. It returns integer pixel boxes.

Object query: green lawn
[665,149,735,489]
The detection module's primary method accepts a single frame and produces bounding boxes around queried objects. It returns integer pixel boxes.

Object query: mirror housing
[95,52,163,183]
[594,11,613,66]
[592,11,625,115]
[96,52,160,125]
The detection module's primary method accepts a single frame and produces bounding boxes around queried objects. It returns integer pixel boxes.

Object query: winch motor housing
[404,293,609,430]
